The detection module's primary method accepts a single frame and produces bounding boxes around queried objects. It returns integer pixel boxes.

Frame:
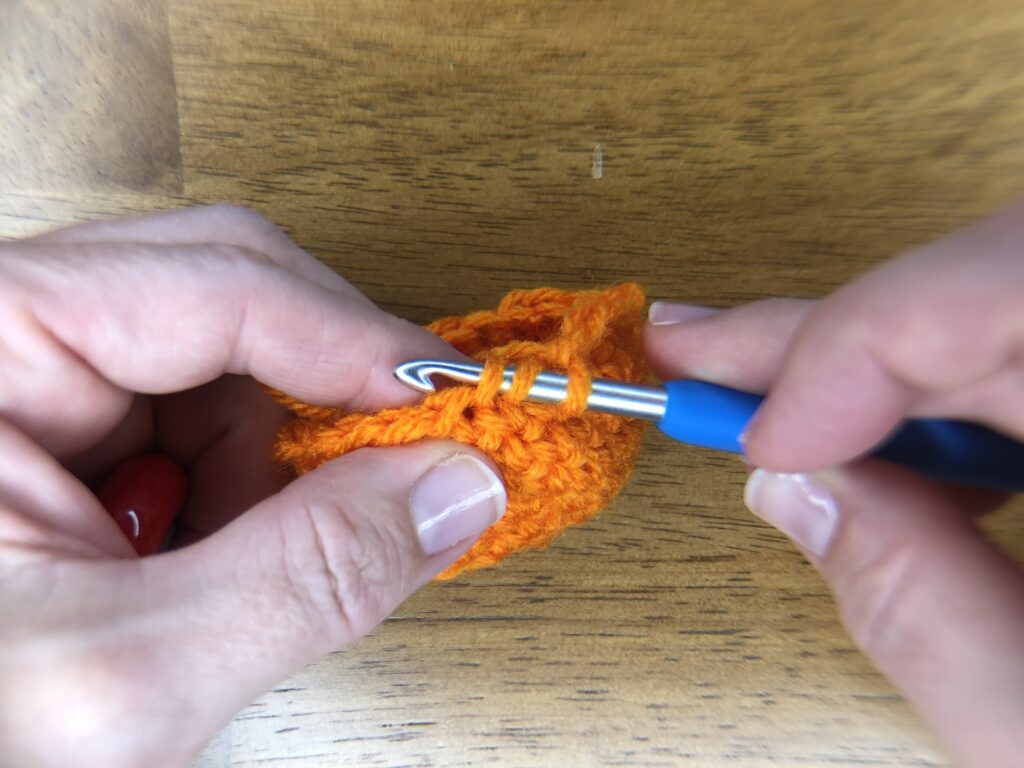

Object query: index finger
[746,202,1024,472]
[28,204,360,300]
[1,241,458,456]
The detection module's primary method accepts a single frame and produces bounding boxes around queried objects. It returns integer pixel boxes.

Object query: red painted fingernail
[98,454,187,556]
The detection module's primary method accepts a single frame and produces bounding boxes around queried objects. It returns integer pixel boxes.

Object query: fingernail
[409,454,507,556]
[744,470,838,559]
[648,301,720,326]
[736,408,761,450]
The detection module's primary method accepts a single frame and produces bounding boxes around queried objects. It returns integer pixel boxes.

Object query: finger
[28,204,357,298]
[63,395,154,485]
[643,298,813,390]
[63,377,284,535]
[31,205,374,476]
[744,462,1024,768]
[0,419,133,557]
[42,442,506,764]
[155,376,291,537]
[1,242,460,457]
[75,377,294,545]
[745,202,1024,471]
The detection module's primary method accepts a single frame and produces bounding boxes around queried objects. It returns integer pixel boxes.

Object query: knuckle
[204,203,276,234]
[752,296,811,317]
[288,493,409,640]
[832,536,931,664]
[199,242,279,279]
[195,240,261,265]
[204,204,291,255]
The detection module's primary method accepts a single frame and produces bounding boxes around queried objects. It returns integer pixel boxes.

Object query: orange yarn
[271,283,649,579]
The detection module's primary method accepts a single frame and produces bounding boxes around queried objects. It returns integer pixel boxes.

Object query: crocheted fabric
[271,283,649,579]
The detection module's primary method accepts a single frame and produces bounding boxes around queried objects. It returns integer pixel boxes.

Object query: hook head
[394,360,486,393]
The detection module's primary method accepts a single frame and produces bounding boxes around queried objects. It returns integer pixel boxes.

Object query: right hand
[644,202,1024,767]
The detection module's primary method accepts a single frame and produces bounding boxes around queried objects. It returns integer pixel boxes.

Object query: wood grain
[1,1,1023,766]
[0,0,181,194]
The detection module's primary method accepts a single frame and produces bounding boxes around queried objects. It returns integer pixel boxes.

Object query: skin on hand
[645,201,1024,768]
[0,205,506,768]
[5,202,1020,768]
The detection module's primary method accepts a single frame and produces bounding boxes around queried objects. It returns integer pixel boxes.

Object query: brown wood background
[2,1,1023,766]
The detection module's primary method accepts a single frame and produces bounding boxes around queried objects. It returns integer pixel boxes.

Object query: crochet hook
[394,359,1024,491]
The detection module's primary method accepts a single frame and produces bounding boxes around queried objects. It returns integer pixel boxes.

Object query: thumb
[743,463,1024,768]
[138,440,506,761]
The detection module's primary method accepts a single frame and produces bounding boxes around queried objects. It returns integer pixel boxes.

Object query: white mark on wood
[592,143,604,179]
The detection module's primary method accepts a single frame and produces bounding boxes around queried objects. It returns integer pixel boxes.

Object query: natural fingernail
[744,469,838,559]
[736,408,761,451]
[410,454,507,555]
[648,301,720,326]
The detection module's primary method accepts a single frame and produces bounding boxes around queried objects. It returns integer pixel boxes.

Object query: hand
[644,202,1024,768]
[0,206,507,768]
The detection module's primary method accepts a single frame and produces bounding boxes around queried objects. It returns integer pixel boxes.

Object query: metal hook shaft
[394,359,668,421]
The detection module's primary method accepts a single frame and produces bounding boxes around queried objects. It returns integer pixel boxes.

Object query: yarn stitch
[271,283,649,579]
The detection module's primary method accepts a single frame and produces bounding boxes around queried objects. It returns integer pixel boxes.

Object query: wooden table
[3,1,1023,765]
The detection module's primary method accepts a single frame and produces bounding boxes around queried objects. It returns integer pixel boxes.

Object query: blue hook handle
[658,380,1024,491]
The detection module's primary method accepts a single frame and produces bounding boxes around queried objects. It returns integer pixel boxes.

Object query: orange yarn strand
[271,283,649,579]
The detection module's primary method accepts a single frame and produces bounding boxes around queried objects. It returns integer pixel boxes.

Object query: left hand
[0,205,506,767]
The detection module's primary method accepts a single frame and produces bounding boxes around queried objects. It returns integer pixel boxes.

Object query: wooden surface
[3,1,1024,766]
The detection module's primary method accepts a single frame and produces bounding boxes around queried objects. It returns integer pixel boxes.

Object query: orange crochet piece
[271,283,649,579]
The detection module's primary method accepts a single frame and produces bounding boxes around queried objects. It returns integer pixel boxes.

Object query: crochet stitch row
[272,282,649,579]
